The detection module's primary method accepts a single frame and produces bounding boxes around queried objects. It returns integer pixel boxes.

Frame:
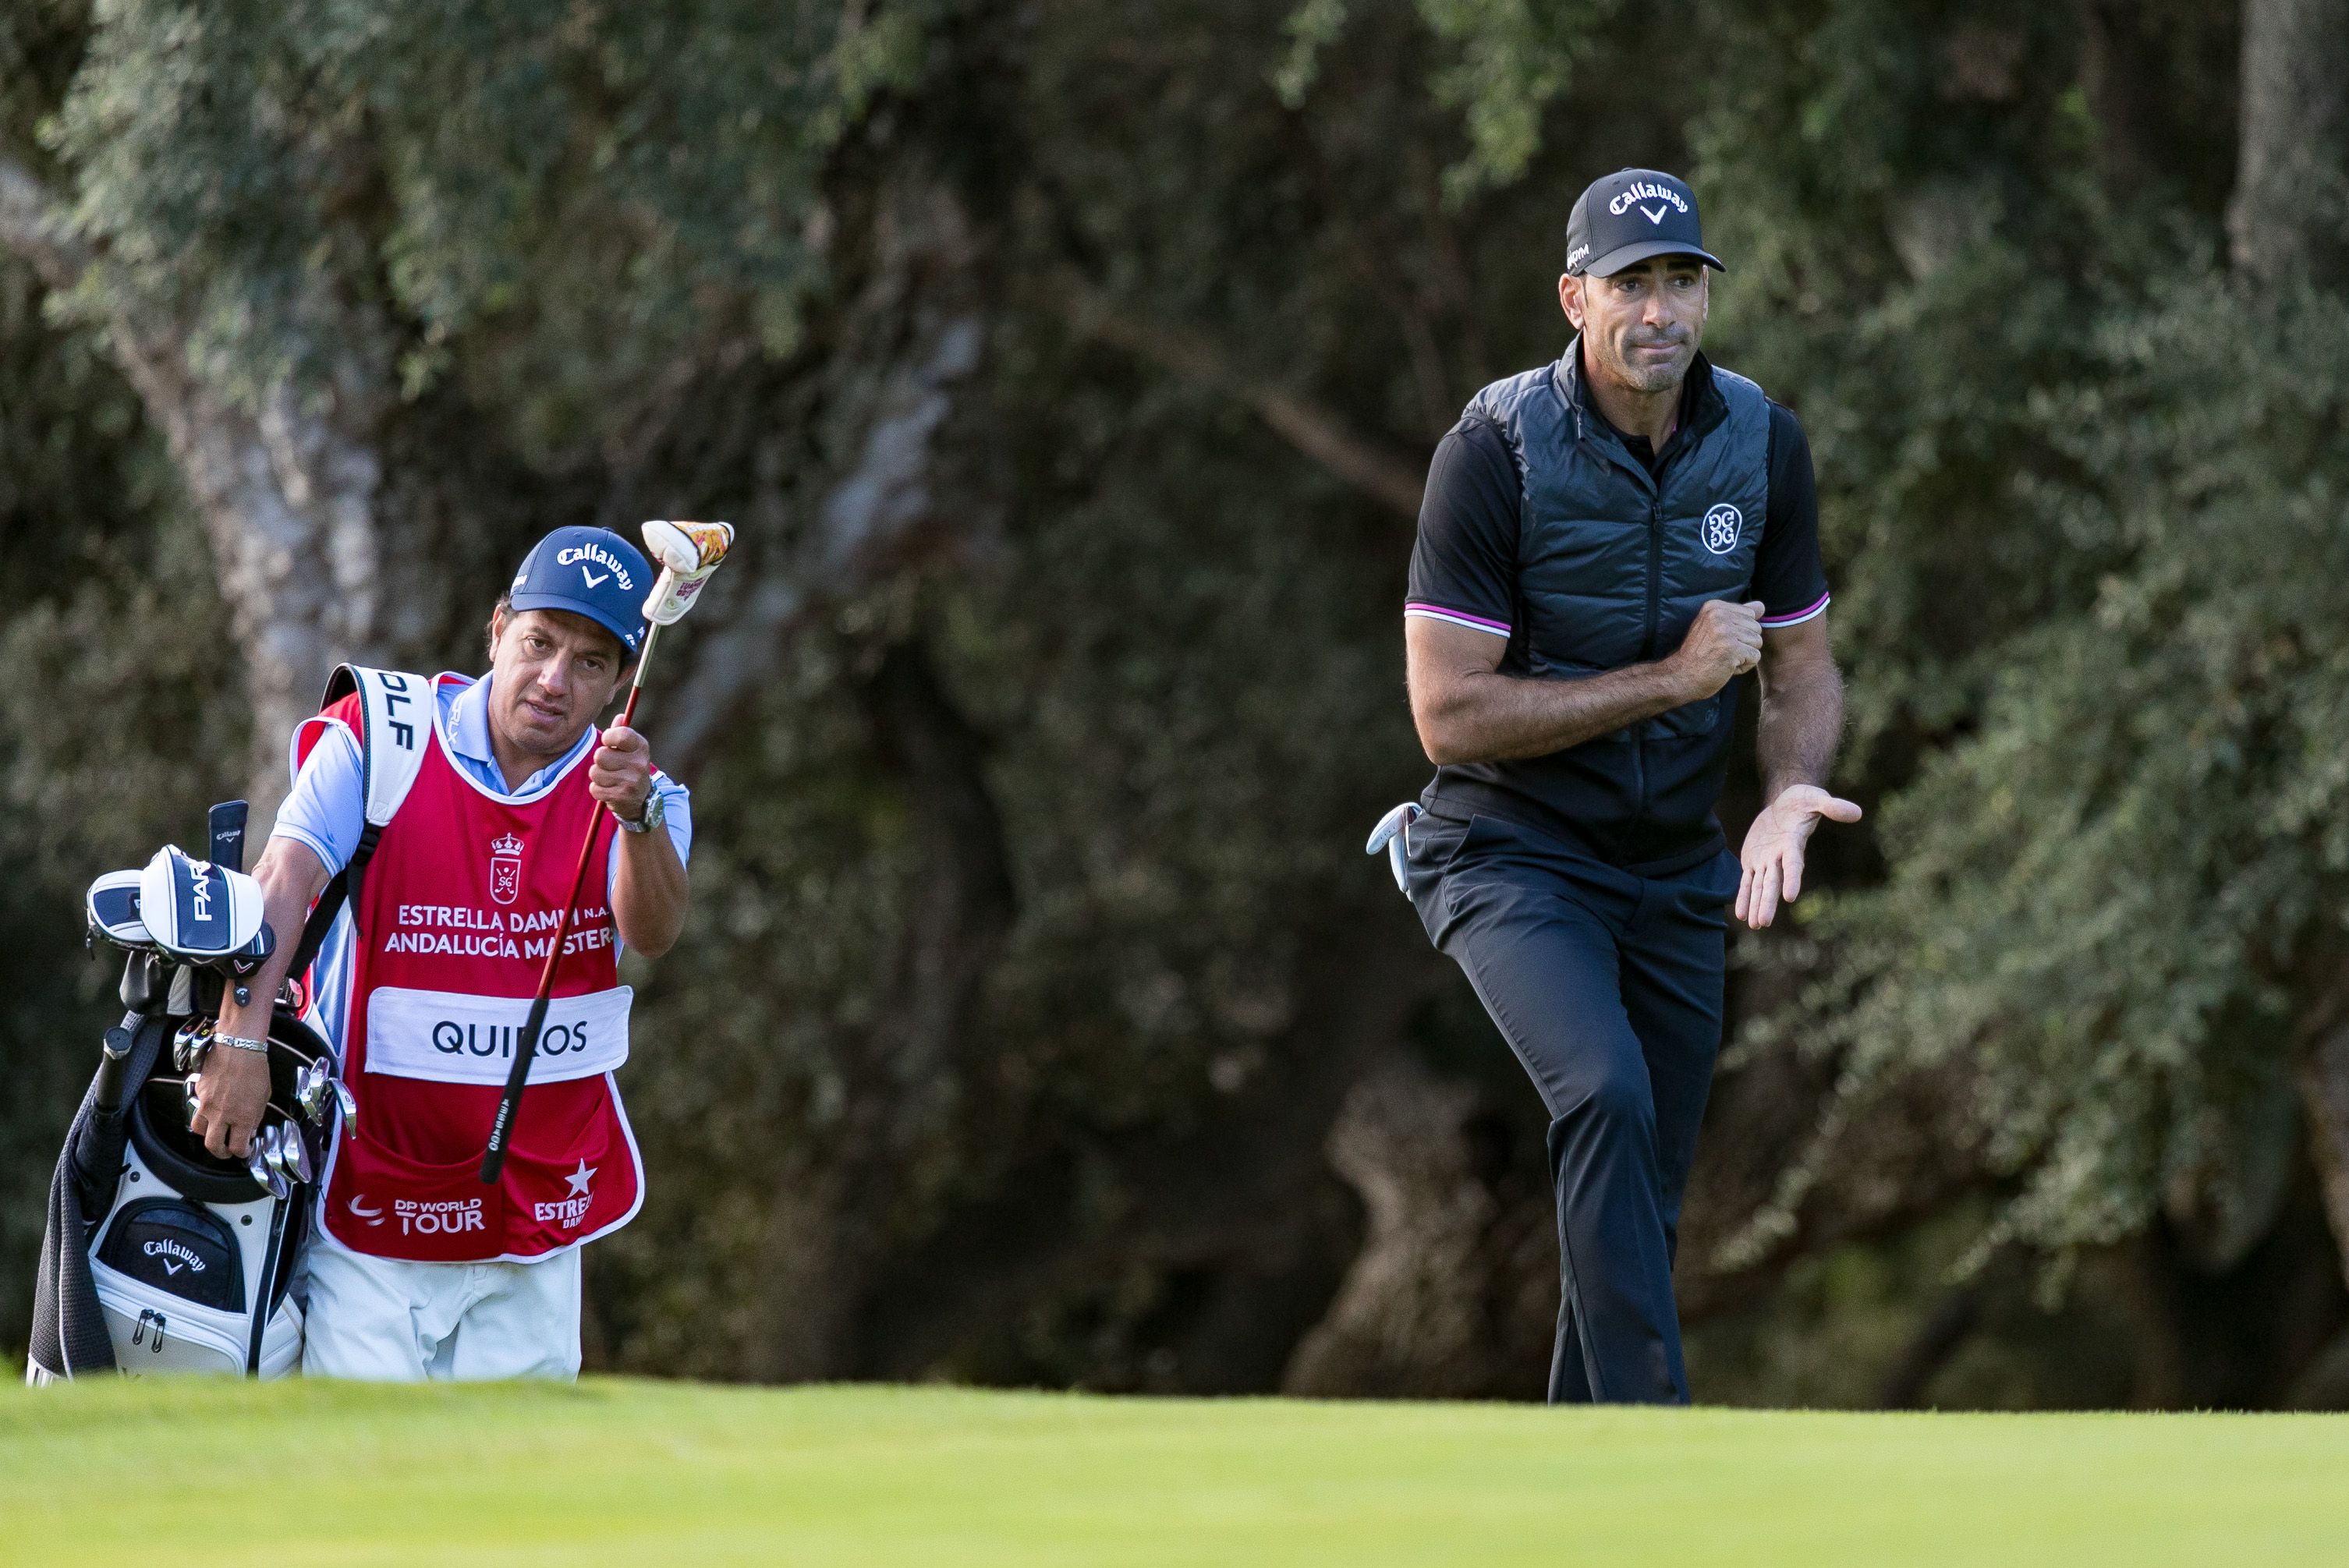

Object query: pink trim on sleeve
[1760,592,1830,628]
[1405,603,1511,638]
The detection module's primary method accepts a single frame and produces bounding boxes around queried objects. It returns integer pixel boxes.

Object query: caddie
[187,526,693,1380]
[1384,169,1857,1403]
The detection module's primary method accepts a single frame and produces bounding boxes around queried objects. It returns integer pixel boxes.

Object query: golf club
[295,1059,333,1124]
[173,1017,213,1074]
[247,1127,289,1198]
[479,521,734,1184]
[281,1127,315,1184]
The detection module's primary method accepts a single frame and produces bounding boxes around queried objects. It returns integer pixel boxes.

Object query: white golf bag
[28,805,343,1382]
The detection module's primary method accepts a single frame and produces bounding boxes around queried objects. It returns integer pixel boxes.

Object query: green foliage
[44,0,939,447]
[1798,282,2349,1255]
[1276,0,1624,204]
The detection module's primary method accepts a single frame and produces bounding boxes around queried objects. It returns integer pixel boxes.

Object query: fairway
[2,1381,2346,1566]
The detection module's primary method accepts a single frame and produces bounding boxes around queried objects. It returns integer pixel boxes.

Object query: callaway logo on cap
[506,526,653,655]
[1564,168,1727,278]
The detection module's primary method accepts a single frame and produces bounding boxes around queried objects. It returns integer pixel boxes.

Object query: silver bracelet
[213,1032,270,1055]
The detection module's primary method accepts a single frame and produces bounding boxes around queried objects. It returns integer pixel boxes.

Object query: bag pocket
[326,1125,508,1260]
[90,1259,249,1375]
[95,1197,245,1314]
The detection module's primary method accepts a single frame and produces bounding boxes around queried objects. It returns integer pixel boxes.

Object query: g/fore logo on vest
[1702,503,1743,555]
[534,1159,597,1230]
[143,1237,207,1275]
[367,984,633,1086]
[1609,180,1690,224]
[393,1196,486,1237]
[555,542,635,593]
[489,833,524,906]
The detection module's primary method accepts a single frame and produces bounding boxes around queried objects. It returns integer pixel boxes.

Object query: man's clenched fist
[187,1044,271,1159]
[590,724,655,823]
[1669,599,1765,701]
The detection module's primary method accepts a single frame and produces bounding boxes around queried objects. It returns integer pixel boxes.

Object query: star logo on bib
[534,1160,599,1230]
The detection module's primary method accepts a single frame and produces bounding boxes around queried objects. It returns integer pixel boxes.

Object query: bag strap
[283,822,381,983]
[281,664,434,994]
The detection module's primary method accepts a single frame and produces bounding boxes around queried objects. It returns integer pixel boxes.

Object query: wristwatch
[617,786,666,835]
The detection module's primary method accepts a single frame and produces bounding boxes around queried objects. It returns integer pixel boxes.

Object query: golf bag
[27,804,343,1382]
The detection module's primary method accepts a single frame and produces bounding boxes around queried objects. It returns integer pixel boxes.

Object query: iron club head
[281,1127,316,1184]
[294,1060,331,1123]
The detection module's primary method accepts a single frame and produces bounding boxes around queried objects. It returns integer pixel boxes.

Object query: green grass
[3,1379,2347,1566]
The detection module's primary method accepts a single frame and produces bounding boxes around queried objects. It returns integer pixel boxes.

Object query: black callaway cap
[1564,169,1725,278]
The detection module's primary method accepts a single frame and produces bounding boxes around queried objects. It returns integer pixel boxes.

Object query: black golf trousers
[1404,807,1738,1404]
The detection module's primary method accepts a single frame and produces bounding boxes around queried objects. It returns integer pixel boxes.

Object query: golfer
[1394,169,1855,1403]
[187,526,693,1380]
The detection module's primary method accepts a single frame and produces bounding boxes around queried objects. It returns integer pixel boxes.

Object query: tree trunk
[1281,1055,1551,1397]
[101,345,394,819]
[2303,1017,2349,1290]
[657,140,1002,777]
[743,635,1018,1381]
[2078,0,2170,199]
[2227,0,2349,288]
[2,152,517,819]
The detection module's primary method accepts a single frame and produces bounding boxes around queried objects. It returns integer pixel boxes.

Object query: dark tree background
[6,0,2349,1408]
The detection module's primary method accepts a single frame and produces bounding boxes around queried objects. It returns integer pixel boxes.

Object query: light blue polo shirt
[271,672,691,1051]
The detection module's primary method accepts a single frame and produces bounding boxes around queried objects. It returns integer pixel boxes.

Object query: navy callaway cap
[507,526,653,657]
[1564,169,1726,278]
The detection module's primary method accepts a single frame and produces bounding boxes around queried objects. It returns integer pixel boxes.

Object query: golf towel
[27,1014,168,1381]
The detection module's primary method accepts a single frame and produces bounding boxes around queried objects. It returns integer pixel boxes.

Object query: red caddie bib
[310,674,644,1262]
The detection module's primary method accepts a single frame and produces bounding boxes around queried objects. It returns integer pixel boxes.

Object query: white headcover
[638,521,735,626]
[85,868,153,949]
[135,845,268,958]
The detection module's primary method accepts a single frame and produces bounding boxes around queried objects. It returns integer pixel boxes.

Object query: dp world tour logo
[1702,504,1742,555]
[490,833,525,906]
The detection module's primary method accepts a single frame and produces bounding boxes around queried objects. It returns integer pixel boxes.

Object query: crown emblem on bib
[489,834,526,906]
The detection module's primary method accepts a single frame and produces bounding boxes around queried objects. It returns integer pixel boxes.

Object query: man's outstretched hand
[1736,784,1862,929]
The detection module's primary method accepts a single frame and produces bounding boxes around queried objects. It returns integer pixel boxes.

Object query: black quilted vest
[1422,342,1771,869]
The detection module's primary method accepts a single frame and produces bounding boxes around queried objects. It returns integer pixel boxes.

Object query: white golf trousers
[299,1237,583,1381]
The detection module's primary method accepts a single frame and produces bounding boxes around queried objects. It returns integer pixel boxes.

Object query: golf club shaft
[479,622,664,1184]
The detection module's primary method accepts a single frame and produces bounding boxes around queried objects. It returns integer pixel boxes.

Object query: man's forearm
[216,839,330,1042]
[611,823,688,958]
[1418,659,1695,764]
[1756,660,1844,800]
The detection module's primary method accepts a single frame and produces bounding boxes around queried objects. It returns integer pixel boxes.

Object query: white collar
[445,673,594,796]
